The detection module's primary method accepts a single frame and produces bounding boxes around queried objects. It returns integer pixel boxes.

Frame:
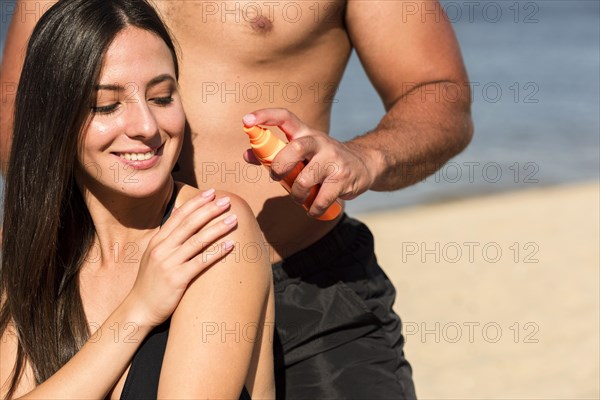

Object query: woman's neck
[78,179,175,268]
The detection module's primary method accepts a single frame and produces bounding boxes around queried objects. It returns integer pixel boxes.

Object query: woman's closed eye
[150,96,174,106]
[91,103,119,115]
[91,96,173,115]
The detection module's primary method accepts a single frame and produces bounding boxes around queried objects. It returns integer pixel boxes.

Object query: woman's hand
[1,189,239,399]
[126,189,237,328]
[157,193,275,399]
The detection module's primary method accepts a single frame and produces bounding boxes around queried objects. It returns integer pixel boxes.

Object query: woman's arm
[158,190,275,399]
[0,191,237,399]
[1,299,153,399]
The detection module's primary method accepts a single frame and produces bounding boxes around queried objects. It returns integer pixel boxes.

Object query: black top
[120,185,251,399]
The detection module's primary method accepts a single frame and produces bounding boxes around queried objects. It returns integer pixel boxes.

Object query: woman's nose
[123,100,158,139]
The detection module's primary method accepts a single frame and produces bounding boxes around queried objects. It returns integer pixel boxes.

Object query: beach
[356,181,600,398]
[1,0,599,397]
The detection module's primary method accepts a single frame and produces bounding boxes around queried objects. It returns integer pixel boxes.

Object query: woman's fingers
[175,212,238,263]
[129,189,240,327]
[155,188,216,240]
[183,239,236,280]
[157,194,231,248]
[167,197,231,247]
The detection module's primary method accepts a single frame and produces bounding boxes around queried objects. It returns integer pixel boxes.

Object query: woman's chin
[78,172,173,201]
[114,178,173,199]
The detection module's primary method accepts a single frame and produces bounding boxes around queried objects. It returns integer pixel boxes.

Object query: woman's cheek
[166,107,186,138]
[87,118,121,142]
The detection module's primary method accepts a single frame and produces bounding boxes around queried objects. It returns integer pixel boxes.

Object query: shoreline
[349,179,600,215]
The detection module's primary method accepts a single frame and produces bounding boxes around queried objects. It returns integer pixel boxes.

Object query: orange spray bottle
[243,125,342,221]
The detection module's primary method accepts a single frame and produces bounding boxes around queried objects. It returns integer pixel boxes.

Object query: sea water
[1,0,599,215]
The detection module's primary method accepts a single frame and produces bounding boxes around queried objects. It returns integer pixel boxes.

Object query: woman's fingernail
[223,240,235,251]
[215,196,230,207]
[224,214,238,225]
[202,188,215,197]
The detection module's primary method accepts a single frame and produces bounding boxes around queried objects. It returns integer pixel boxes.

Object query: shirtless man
[1,0,473,398]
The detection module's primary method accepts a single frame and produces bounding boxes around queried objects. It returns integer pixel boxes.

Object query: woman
[0,0,274,398]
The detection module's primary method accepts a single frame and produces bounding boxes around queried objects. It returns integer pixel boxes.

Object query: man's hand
[242,108,377,217]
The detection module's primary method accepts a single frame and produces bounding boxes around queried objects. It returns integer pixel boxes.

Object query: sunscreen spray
[243,125,342,221]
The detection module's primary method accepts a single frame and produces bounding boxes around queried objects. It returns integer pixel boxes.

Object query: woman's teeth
[119,151,155,161]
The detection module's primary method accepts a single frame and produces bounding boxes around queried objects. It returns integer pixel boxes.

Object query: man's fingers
[271,136,319,179]
[243,148,261,165]
[243,108,309,140]
[307,184,340,218]
[288,156,337,204]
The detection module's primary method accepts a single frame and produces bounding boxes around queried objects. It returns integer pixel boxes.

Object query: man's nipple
[249,15,273,33]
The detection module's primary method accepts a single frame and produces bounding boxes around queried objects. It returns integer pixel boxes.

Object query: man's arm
[0,0,57,174]
[244,0,473,217]
[346,0,473,190]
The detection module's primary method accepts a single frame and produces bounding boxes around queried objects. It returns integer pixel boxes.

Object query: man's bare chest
[153,0,346,53]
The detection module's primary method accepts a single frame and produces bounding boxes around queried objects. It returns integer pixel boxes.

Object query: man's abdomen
[161,1,352,261]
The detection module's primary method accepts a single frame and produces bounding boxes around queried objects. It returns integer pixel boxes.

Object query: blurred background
[331,0,599,214]
[1,0,599,398]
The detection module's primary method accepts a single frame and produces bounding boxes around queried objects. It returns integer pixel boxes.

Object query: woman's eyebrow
[95,74,175,91]
[147,74,176,88]
[95,83,122,91]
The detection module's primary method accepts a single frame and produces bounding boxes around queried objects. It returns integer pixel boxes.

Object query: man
[1,0,473,398]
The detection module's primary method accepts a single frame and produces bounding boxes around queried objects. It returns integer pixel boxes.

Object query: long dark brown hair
[0,1,179,397]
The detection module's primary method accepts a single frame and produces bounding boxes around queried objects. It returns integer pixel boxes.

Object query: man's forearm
[348,81,473,192]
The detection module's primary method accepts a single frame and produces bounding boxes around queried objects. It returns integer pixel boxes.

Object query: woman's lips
[111,144,164,170]
[117,150,155,161]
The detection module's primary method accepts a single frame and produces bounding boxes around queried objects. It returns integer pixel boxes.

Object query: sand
[356,181,600,399]
[1,180,597,397]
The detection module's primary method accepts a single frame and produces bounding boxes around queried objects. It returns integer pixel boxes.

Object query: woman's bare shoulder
[171,182,270,289]
[158,184,272,397]
[174,183,257,225]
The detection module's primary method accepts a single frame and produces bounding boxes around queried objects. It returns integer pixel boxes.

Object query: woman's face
[78,27,185,198]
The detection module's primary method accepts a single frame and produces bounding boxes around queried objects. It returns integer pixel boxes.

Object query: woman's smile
[77,27,185,197]
[111,143,164,169]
